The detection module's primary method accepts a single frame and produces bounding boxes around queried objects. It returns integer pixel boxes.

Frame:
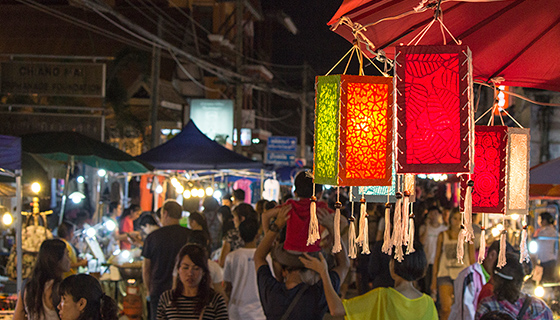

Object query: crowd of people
[11,171,558,320]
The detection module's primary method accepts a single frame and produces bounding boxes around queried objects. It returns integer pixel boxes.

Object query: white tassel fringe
[348,219,357,259]
[497,231,507,268]
[457,229,466,264]
[478,229,486,264]
[332,203,342,253]
[307,197,320,246]
[406,216,415,254]
[381,203,393,255]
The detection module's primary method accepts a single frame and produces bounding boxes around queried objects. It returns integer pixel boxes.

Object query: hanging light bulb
[2,212,13,226]
[77,176,85,184]
[205,186,214,196]
[31,182,41,194]
[176,184,184,194]
[155,185,163,194]
[97,169,107,177]
[171,177,179,187]
[183,190,191,199]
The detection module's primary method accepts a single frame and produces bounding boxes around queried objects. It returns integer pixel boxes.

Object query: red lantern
[395,45,473,174]
[461,126,508,214]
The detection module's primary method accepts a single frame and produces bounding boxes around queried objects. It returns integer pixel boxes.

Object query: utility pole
[150,16,162,149]
[300,62,309,160]
[234,0,243,152]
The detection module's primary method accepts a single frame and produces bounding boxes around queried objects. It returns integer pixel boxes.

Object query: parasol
[22,131,153,173]
[329,0,560,92]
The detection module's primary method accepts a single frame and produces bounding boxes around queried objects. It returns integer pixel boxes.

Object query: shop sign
[267,136,297,152]
[0,61,106,97]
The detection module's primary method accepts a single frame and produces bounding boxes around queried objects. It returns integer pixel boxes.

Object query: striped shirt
[157,289,228,320]
[476,294,553,320]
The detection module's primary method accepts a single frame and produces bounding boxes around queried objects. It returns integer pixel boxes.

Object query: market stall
[0,135,22,306]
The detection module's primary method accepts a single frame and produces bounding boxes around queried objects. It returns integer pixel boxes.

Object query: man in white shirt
[224,217,266,320]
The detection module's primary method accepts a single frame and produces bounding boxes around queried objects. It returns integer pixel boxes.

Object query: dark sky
[263,0,350,75]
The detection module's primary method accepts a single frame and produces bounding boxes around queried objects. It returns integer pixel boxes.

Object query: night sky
[263,0,350,75]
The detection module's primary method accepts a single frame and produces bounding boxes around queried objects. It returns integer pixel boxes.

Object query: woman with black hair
[14,239,71,320]
[302,242,437,320]
[157,244,228,320]
[476,253,552,320]
[188,212,211,249]
[57,274,118,320]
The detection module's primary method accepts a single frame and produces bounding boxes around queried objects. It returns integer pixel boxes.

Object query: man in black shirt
[142,200,191,320]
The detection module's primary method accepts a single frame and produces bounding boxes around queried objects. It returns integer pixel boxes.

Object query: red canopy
[329,0,560,92]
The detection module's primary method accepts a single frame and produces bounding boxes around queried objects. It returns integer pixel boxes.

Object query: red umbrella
[328,0,560,92]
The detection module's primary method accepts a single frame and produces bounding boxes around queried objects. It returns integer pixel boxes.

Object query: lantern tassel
[307,196,320,246]
[348,218,357,259]
[406,214,415,254]
[362,212,370,254]
[393,193,404,262]
[381,203,393,255]
[356,198,367,245]
[402,192,410,246]
[457,228,466,264]
[463,180,475,244]
[478,228,486,264]
[332,201,342,253]
[497,230,507,268]
[520,224,529,263]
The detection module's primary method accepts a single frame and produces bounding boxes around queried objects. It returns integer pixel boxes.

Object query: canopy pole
[123,173,129,208]
[16,170,22,293]
[59,156,73,226]
[260,169,264,199]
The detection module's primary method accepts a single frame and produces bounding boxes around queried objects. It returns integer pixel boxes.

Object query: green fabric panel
[314,75,340,185]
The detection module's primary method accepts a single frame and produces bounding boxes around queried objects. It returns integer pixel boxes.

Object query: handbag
[6,213,52,280]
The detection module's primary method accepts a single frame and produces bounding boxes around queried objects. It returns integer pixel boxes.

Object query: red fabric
[461,126,508,214]
[329,0,560,92]
[339,75,393,186]
[120,215,134,250]
[477,282,494,306]
[396,45,471,174]
[283,199,332,252]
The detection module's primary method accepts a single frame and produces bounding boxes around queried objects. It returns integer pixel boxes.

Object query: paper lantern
[461,126,508,214]
[314,74,393,186]
[395,45,474,174]
[506,128,530,214]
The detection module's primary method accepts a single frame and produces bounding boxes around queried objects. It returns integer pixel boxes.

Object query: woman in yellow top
[300,242,437,320]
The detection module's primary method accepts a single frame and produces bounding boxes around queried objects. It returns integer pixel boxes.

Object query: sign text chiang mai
[0,61,106,97]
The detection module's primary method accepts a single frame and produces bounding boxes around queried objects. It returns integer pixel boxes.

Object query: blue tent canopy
[137,120,264,170]
[0,135,22,173]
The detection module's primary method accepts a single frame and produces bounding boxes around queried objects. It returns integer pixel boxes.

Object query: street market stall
[0,135,22,314]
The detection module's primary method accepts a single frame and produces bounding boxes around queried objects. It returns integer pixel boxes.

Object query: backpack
[6,214,52,280]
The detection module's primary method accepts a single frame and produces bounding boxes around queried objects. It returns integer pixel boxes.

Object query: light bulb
[183,190,191,199]
[535,286,545,298]
[31,182,41,194]
[97,169,107,177]
[176,185,184,194]
[155,185,163,194]
[2,213,13,225]
[86,227,97,238]
[205,187,214,196]
[104,220,116,232]
[529,240,539,254]
[77,176,85,184]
